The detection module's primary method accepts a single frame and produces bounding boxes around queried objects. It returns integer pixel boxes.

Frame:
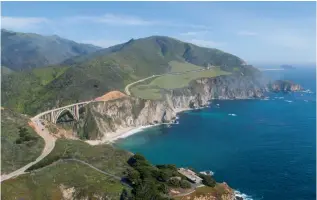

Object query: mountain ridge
[1,33,261,115]
[1,29,102,70]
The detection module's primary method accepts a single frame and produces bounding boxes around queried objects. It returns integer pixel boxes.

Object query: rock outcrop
[268,80,302,93]
[76,75,266,140]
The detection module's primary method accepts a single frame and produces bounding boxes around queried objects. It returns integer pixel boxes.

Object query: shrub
[158,183,169,194]
[167,177,180,187]
[15,126,38,144]
[180,180,191,189]
[199,174,216,187]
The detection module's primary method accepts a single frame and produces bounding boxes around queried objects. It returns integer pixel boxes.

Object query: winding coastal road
[124,68,209,96]
[0,117,56,182]
[124,75,160,95]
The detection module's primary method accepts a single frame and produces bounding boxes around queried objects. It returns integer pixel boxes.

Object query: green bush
[199,174,216,187]
[180,180,191,189]
[157,171,170,182]
[15,126,38,144]
[167,177,180,187]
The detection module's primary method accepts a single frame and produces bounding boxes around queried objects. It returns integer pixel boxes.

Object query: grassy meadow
[27,139,132,176]
[130,62,231,100]
[1,161,126,200]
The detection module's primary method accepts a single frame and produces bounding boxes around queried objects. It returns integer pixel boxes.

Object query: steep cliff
[77,74,265,140]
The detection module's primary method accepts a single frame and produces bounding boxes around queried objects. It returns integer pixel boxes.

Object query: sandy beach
[85,124,166,145]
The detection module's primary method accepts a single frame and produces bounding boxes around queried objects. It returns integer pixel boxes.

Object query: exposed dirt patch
[95,91,126,101]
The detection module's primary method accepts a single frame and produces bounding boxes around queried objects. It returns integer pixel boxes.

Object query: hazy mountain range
[1,29,101,71]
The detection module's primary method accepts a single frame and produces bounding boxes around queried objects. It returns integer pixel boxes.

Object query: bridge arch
[54,108,77,124]
[35,101,91,124]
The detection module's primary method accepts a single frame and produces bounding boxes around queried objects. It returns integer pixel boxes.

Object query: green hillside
[1,29,101,71]
[1,108,44,174]
[1,35,260,115]
[1,66,70,114]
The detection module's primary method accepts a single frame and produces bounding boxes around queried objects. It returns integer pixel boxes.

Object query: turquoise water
[116,68,316,200]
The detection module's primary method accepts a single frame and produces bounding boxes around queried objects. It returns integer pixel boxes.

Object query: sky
[1,1,316,66]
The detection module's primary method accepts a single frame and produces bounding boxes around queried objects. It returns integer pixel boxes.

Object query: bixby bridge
[33,101,92,124]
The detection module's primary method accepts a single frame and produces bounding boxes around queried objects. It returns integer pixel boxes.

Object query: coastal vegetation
[1,108,44,174]
[1,136,223,200]
[199,173,217,187]
[126,153,197,199]
[27,139,131,176]
[1,161,125,200]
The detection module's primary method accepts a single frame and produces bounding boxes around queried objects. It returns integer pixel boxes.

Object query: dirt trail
[0,117,56,182]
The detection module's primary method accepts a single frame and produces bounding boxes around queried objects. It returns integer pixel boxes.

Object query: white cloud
[81,39,124,48]
[68,14,156,26]
[185,39,225,48]
[67,14,211,30]
[237,30,257,36]
[180,31,209,36]
[1,16,49,30]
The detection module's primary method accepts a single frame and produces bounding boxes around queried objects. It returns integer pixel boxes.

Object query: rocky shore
[76,74,266,141]
[268,80,302,93]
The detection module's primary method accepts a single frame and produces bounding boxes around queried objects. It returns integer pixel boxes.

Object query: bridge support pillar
[75,105,79,120]
[51,112,54,123]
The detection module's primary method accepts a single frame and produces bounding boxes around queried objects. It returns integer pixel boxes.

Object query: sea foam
[234,190,254,200]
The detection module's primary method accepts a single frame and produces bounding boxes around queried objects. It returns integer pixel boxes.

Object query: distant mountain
[2,35,260,115]
[1,29,102,70]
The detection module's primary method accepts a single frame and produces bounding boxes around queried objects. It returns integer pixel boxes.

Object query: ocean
[115,67,316,200]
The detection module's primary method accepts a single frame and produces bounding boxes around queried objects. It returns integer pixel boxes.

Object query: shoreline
[85,106,197,145]
[84,97,266,146]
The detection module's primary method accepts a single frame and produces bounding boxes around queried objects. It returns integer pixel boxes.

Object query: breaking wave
[234,190,254,200]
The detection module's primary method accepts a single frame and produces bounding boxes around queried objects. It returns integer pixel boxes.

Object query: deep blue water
[116,68,316,200]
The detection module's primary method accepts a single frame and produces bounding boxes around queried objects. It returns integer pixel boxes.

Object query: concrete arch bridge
[33,101,91,124]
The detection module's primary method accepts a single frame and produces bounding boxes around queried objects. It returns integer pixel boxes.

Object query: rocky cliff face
[269,80,302,93]
[76,75,266,140]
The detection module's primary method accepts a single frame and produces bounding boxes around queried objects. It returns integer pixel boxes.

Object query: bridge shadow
[56,107,86,124]
[56,110,75,124]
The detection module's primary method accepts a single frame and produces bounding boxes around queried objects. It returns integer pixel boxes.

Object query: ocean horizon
[116,67,316,200]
